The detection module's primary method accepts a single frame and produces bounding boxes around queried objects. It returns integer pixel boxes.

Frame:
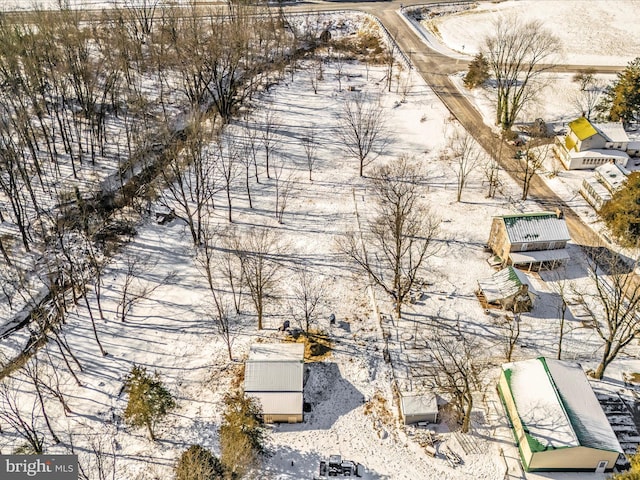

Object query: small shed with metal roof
[244,342,305,423]
[487,212,571,271]
[400,393,438,424]
[498,357,623,472]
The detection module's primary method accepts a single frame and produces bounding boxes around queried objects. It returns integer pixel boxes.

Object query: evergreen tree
[219,392,266,478]
[598,57,640,125]
[175,445,224,480]
[463,52,489,89]
[123,365,175,441]
[600,171,640,247]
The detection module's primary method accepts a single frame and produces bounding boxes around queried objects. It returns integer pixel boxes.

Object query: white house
[554,116,633,170]
[244,342,305,423]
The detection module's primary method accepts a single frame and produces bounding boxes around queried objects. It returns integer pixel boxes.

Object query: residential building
[487,211,571,271]
[554,116,634,170]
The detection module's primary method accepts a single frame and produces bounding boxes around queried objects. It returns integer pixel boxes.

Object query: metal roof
[244,361,303,392]
[499,213,571,244]
[568,117,598,141]
[477,266,534,303]
[595,122,629,143]
[244,343,304,393]
[509,249,570,265]
[502,358,623,454]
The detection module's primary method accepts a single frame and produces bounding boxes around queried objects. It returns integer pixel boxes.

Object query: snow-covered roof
[595,122,630,143]
[594,162,629,191]
[502,358,623,454]
[401,393,438,417]
[477,266,534,303]
[248,342,305,361]
[244,361,304,392]
[498,213,571,244]
[244,343,305,393]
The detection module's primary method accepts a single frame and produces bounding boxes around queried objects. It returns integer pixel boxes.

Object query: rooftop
[569,117,598,141]
[596,122,630,143]
[498,213,571,244]
[502,358,623,454]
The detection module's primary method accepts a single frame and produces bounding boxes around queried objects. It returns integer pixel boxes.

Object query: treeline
[0,2,302,327]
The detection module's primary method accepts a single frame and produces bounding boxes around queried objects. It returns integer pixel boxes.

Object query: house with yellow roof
[554,116,633,170]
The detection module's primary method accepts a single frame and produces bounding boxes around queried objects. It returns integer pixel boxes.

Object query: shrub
[175,445,224,480]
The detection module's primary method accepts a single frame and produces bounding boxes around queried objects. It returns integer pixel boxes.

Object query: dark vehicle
[317,455,363,478]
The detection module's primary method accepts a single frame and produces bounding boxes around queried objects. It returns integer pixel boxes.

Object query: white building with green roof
[498,357,623,472]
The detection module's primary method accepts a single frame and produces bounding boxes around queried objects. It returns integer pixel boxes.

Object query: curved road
[285,0,621,249]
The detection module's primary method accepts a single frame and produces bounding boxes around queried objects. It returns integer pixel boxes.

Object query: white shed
[244,343,305,423]
[400,393,438,424]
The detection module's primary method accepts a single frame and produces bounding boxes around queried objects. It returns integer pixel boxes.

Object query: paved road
[285,0,617,249]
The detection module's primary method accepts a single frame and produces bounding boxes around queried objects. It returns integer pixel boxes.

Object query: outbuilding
[498,357,623,472]
[400,393,438,425]
[487,212,571,271]
[244,342,305,423]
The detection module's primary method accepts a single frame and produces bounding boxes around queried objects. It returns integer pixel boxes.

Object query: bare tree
[273,157,294,224]
[22,357,61,444]
[161,114,217,245]
[337,92,389,177]
[495,314,521,362]
[237,228,285,330]
[572,69,604,120]
[423,325,485,433]
[215,134,240,223]
[260,105,279,180]
[289,267,328,336]
[300,124,319,181]
[198,226,239,361]
[339,157,440,318]
[384,36,398,93]
[333,50,345,92]
[75,427,118,480]
[516,140,549,200]
[117,255,171,323]
[0,377,45,454]
[309,56,323,94]
[448,129,483,202]
[485,17,561,131]
[576,251,640,379]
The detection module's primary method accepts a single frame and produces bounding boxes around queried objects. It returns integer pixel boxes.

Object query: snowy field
[2,3,640,480]
[423,0,640,66]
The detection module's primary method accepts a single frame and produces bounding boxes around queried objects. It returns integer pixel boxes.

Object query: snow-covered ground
[422,0,640,66]
[2,3,640,480]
